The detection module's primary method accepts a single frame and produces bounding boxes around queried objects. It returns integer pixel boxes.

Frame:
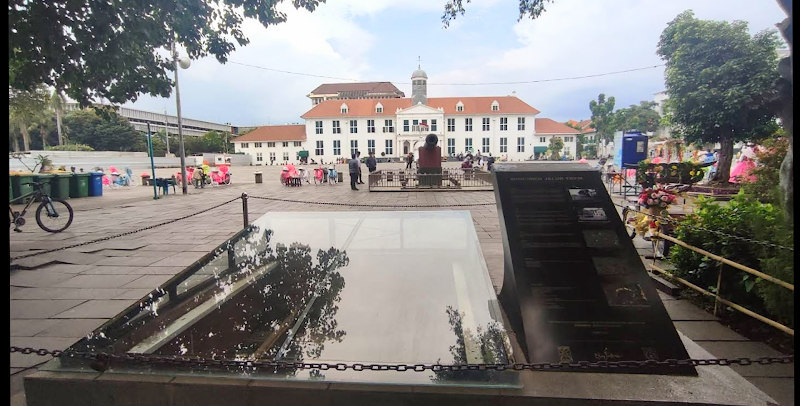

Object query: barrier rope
[247,194,495,208]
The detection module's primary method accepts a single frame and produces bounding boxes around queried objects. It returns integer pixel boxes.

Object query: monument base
[417,167,443,187]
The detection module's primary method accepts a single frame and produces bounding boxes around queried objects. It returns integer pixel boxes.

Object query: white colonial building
[234,67,581,164]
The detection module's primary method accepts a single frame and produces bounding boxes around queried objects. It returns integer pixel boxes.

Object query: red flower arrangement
[638,188,678,209]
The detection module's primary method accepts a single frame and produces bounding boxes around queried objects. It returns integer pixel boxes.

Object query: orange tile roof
[301,96,540,118]
[535,118,581,134]
[232,125,306,142]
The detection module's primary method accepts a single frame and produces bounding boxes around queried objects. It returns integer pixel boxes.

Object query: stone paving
[9,163,794,405]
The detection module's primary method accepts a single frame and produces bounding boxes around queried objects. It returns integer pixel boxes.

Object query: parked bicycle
[9,181,74,233]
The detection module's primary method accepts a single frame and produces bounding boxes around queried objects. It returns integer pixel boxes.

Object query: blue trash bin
[88,172,104,197]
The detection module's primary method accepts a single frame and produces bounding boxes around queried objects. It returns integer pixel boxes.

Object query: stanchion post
[241,193,249,228]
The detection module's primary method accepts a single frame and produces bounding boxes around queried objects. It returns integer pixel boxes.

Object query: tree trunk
[55,109,63,145]
[713,137,734,184]
[775,2,793,223]
[11,133,20,153]
[41,126,47,149]
[20,122,30,152]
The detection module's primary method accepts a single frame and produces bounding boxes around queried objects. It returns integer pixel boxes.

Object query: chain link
[10,346,793,372]
[247,195,495,208]
[614,203,794,252]
[10,197,242,261]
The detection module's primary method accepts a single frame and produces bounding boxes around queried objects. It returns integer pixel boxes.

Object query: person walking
[366,151,377,174]
[356,151,365,185]
[406,152,413,170]
[349,153,360,191]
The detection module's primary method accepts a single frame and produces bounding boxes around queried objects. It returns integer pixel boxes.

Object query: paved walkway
[10,164,793,405]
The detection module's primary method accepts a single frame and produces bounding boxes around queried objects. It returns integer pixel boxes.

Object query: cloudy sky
[126,0,787,127]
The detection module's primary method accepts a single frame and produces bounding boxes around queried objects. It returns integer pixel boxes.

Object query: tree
[9,86,49,151]
[9,0,325,108]
[442,0,553,27]
[547,137,564,160]
[62,109,146,152]
[657,11,780,183]
[49,91,65,145]
[589,94,618,143]
[615,101,661,134]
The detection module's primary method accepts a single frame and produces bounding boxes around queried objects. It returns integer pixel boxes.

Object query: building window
[254,142,262,148]
[564,136,573,142]
[500,117,507,131]
[256,152,263,162]
[482,118,490,131]
[384,119,394,133]
[368,139,375,154]
[283,152,289,161]
[403,120,409,132]
[315,121,323,134]
[539,136,546,143]
[385,139,393,155]
[350,120,358,134]
[447,138,455,155]
[456,103,464,112]
[465,118,473,132]
[267,142,275,147]
[241,143,249,148]
[294,141,301,147]
[333,140,341,155]
[465,138,473,151]
[282,142,289,147]
[376,106,383,113]
[517,117,525,131]
[269,152,276,161]
[517,137,525,152]
[447,118,455,132]
[333,120,341,134]
[565,146,571,156]
[341,106,348,114]
[500,137,508,153]
[367,120,375,133]
[492,104,499,111]
[350,140,358,157]
[315,140,324,156]
[431,119,437,131]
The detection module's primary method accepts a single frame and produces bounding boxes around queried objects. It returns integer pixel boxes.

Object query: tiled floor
[9,164,793,405]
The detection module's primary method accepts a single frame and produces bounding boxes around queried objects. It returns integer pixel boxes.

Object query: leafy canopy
[9,0,325,107]
[442,0,552,27]
[615,101,661,133]
[589,94,617,142]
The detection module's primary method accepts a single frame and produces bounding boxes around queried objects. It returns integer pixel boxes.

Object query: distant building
[307,82,405,106]
[232,125,307,165]
[64,103,231,137]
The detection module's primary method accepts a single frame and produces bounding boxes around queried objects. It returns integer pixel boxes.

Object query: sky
[125,0,788,127]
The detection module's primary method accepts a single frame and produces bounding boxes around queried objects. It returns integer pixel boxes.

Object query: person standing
[349,153,359,191]
[356,151,365,185]
[366,151,377,174]
[406,152,414,170]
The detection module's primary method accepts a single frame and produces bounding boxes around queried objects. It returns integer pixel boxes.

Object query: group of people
[348,151,378,190]
[459,151,496,171]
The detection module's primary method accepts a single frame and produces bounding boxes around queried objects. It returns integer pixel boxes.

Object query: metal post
[164,109,170,156]
[714,262,724,316]
[241,193,249,228]
[173,41,188,195]
[146,123,159,200]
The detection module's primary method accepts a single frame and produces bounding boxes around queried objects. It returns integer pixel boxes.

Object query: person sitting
[192,165,205,188]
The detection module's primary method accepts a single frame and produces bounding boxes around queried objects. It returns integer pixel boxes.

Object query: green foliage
[547,137,564,160]
[442,0,552,27]
[657,11,781,182]
[669,192,794,328]
[742,132,789,206]
[46,144,95,151]
[9,85,50,151]
[583,143,597,159]
[62,110,146,152]
[615,101,661,133]
[9,0,325,107]
[589,94,618,142]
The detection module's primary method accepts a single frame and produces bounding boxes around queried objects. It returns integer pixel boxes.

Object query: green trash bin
[9,178,14,203]
[32,174,54,202]
[10,173,35,203]
[70,173,90,198]
[50,173,72,200]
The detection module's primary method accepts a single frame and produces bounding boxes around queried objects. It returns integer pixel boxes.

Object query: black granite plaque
[493,162,695,375]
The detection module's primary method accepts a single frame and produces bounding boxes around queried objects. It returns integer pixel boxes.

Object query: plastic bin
[32,174,54,201]
[70,173,90,198]
[50,173,72,199]
[9,179,14,203]
[10,174,35,203]
[254,171,263,184]
[88,172,104,197]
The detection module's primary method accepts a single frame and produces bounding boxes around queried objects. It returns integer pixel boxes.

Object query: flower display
[637,187,678,209]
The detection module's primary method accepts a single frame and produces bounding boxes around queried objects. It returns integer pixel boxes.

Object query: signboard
[492,163,695,375]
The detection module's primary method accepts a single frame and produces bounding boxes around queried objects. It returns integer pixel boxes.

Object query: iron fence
[368,168,494,191]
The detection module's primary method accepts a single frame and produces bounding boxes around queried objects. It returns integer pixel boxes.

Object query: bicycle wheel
[35,198,74,233]
[621,207,636,239]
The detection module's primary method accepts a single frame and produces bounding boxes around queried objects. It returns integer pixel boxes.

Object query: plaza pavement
[9,162,794,405]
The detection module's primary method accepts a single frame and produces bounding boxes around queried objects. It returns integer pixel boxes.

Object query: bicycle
[9,181,74,233]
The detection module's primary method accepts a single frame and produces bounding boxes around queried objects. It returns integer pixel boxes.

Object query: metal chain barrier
[10,196,242,261]
[9,346,793,372]
[613,203,794,252]
[248,195,496,208]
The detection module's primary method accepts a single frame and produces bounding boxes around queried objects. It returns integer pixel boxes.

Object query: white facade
[233,140,307,165]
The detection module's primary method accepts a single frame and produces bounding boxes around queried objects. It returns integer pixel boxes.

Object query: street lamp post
[172,41,191,195]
